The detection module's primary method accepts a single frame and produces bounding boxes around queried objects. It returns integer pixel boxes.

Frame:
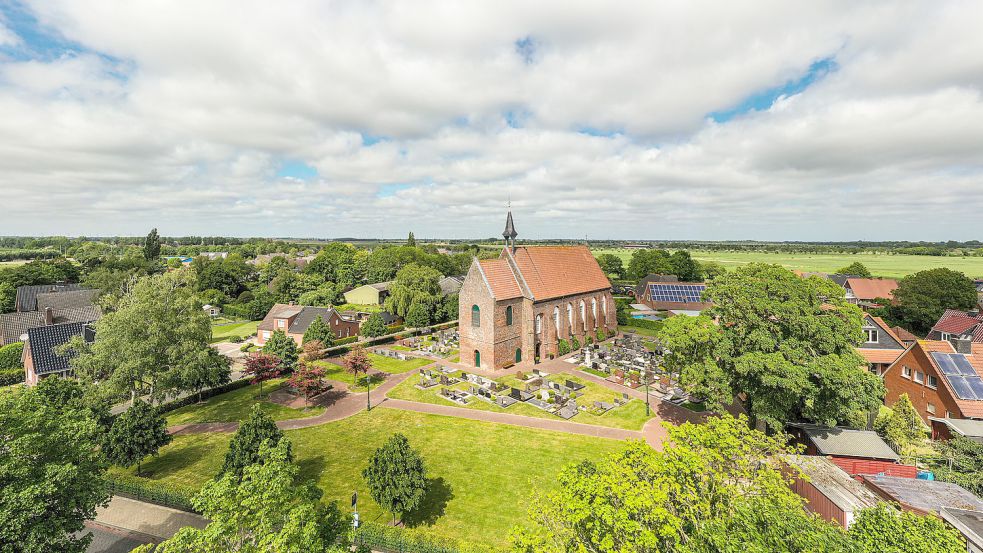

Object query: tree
[0,386,109,553]
[220,405,291,482]
[627,249,674,280]
[303,315,334,346]
[873,394,925,453]
[658,314,731,406]
[407,232,416,247]
[243,352,285,397]
[837,261,872,278]
[664,264,884,430]
[0,281,15,312]
[384,263,443,321]
[848,503,965,553]
[405,299,435,328]
[34,377,114,438]
[177,346,232,403]
[297,282,340,306]
[701,261,727,281]
[66,271,221,405]
[104,399,171,476]
[511,414,846,553]
[287,362,329,407]
[361,313,388,337]
[143,228,161,261]
[440,292,459,323]
[888,268,978,334]
[262,329,299,369]
[932,436,983,496]
[669,250,703,282]
[302,339,326,362]
[363,433,428,526]
[343,344,374,410]
[596,254,624,280]
[137,440,348,553]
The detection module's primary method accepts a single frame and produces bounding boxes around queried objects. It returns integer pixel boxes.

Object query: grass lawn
[387,371,654,431]
[619,324,660,338]
[592,248,983,279]
[165,379,324,426]
[309,360,387,388]
[210,320,260,343]
[113,409,626,548]
[366,352,433,374]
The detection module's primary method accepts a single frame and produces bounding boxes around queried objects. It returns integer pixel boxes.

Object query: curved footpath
[168,347,707,450]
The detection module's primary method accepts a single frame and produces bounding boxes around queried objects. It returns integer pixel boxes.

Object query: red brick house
[635,279,711,314]
[856,314,907,376]
[256,304,360,346]
[458,212,616,369]
[882,339,983,423]
[928,309,983,343]
[23,322,95,386]
[844,278,898,309]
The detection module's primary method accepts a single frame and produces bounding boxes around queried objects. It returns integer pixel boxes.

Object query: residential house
[861,474,983,515]
[22,322,96,386]
[438,275,464,296]
[785,455,882,528]
[892,325,919,346]
[256,304,360,346]
[929,417,983,442]
[343,281,392,306]
[785,422,918,478]
[458,211,616,369]
[633,274,678,298]
[14,283,89,312]
[843,278,898,309]
[883,339,983,423]
[857,314,907,375]
[635,277,710,315]
[929,309,983,343]
[203,304,222,317]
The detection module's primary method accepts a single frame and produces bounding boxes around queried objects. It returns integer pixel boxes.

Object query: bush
[156,378,252,415]
[354,521,495,553]
[0,368,23,386]
[229,335,244,343]
[624,318,663,331]
[571,336,581,350]
[596,329,606,342]
[239,343,254,352]
[387,324,406,334]
[0,342,24,370]
[106,473,196,512]
[557,339,571,356]
[335,336,359,346]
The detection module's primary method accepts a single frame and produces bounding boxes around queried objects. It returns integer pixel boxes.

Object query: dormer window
[863,328,878,343]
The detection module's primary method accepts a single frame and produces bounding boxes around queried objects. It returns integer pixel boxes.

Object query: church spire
[503,210,518,252]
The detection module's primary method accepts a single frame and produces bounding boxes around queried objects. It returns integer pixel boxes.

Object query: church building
[458,212,616,369]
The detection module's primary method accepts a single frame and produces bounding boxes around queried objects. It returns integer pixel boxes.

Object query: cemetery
[571,333,696,408]
[393,329,460,359]
[388,365,655,430]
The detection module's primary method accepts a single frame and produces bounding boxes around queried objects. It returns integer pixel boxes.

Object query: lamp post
[641,366,650,416]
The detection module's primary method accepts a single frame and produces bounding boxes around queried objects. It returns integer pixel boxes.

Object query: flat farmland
[592,248,983,279]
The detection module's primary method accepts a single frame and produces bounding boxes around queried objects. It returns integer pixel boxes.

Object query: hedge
[622,318,664,331]
[334,336,359,346]
[0,368,23,386]
[354,522,494,553]
[0,342,24,370]
[156,378,253,415]
[106,473,197,512]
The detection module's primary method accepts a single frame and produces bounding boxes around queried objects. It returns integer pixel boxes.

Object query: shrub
[557,339,571,356]
[0,342,24,370]
[571,336,581,350]
[624,318,663,331]
[239,343,254,352]
[106,473,196,512]
[596,329,606,342]
[0,368,23,386]
[229,335,244,343]
[516,371,525,380]
[156,379,252,415]
[335,336,359,346]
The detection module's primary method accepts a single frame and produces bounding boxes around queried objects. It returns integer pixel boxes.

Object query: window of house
[946,410,953,418]
[927,375,938,389]
[863,328,878,343]
[927,403,936,415]
[941,332,952,341]
[915,370,925,384]
[902,365,912,379]
[262,331,271,340]
[471,305,480,327]
[506,305,513,326]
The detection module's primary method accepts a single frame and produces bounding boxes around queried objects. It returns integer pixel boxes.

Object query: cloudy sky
[1,1,982,240]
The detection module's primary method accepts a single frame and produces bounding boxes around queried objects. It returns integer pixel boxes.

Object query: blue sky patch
[577,126,622,138]
[515,36,537,65]
[709,57,837,123]
[275,159,318,180]
[362,134,387,146]
[377,183,417,198]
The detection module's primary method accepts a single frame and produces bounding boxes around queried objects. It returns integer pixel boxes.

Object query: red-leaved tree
[343,345,374,410]
[243,352,284,397]
[287,361,329,407]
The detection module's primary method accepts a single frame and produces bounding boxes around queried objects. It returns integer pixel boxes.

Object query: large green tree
[67,271,224,404]
[837,261,872,278]
[873,393,925,454]
[0,386,109,553]
[595,254,624,280]
[143,228,162,261]
[363,433,429,526]
[661,264,884,429]
[886,268,978,334]
[262,329,299,369]
[135,441,348,553]
[219,405,292,482]
[303,315,334,346]
[384,263,443,324]
[360,313,389,337]
[103,398,172,476]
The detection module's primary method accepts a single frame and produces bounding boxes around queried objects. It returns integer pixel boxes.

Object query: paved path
[92,496,207,541]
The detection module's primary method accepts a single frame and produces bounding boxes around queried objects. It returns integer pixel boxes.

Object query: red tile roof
[858,348,904,365]
[932,309,983,342]
[507,246,611,301]
[476,246,611,302]
[892,326,919,343]
[846,278,898,301]
[477,258,523,300]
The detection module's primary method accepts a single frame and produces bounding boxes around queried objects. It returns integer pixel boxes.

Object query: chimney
[970,309,981,318]
[44,307,53,326]
[953,335,973,355]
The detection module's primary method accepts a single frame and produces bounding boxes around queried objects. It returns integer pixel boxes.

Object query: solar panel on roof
[952,354,978,375]
[949,376,979,400]
[969,378,983,399]
[648,283,706,304]
[931,352,961,375]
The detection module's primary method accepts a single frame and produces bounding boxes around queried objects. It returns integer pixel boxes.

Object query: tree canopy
[837,261,872,278]
[143,228,161,261]
[627,249,702,281]
[361,313,389,337]
[262,329,299,369]
[103,398,171,476]
[881,268,978,334]
[303,315,334,346]
[384,263,444,326]
[219,405,292,482]
[363,433,429,526]
[659,264,884,429]
[595,254,624,280]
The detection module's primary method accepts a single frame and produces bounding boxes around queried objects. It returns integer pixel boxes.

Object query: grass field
[309,360,387,387]
[592,248,983,279]
[165,379,324,426]
[387,371,654,431]
[365,352,433,373]
[110,409,627,547]
[209,320,260,343]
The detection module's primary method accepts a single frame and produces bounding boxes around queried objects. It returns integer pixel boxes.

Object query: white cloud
[0,0,981,239]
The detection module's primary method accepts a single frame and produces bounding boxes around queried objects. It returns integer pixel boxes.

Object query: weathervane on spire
[503,199,518,253]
